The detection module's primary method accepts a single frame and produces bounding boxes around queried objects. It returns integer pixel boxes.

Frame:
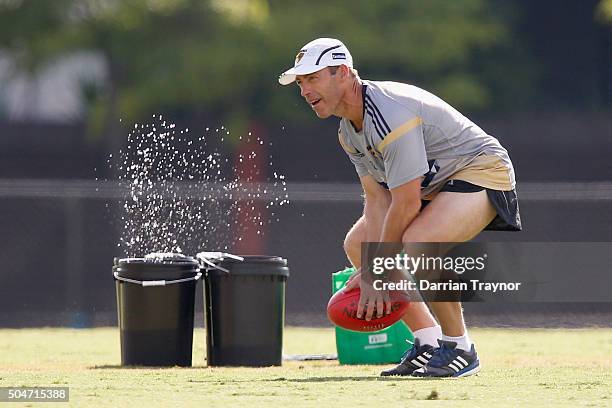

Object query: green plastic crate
[332,267,414,365]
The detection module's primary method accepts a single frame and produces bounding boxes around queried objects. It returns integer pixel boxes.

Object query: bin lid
[113,253,200,280]
[197,253,289,277]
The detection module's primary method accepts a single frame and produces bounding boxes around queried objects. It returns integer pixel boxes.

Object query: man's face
[295,67,342,119]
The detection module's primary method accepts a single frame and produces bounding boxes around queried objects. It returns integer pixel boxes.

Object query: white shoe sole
[455,364,481,378]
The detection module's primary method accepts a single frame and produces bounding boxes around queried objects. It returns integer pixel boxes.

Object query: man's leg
[345,216,443,376]
[343,216,438,332]
[402,190,496,338]
[402,189,496,377]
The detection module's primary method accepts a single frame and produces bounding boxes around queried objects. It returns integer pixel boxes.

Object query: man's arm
[360,175,391,242]
[360,177,422,284]
[353,175,421,275]
[352,176,422,321]
[356,107,427,319]
[380,177,422,242]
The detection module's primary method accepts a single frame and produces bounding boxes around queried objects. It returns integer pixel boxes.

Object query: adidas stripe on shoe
[412,339,480,378]
[380,338,435,377]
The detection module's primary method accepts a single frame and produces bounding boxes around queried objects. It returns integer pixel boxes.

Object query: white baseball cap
[278,38,353,85]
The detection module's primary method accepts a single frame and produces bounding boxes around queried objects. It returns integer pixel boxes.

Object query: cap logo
[295,50,306,65]
[332,52,346,60]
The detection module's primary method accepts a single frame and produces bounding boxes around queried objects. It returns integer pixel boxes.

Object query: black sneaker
[380,338,435,376]
[412,340,480,378]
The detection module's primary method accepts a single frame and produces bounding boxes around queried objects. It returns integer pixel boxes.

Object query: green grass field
[0,327,610,407]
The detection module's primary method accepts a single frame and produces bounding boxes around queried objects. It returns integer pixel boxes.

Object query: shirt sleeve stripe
[376,117,423,152]
[365,106,385,140]
[364,95,391,134]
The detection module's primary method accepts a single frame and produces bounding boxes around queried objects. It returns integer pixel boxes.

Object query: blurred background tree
[598,0,612,22]
[0,0,535,137]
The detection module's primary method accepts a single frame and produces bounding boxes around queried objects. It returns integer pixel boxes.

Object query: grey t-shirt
[338,80,515,198]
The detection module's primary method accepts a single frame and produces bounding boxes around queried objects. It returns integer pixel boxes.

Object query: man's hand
[345,268,391,320]
[344,269,361,291]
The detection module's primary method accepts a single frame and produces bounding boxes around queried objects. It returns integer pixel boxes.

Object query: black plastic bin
[113,254,201,367]
[199,254,289,367]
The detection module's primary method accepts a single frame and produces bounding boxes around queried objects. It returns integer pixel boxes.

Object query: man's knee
[344,217,366,258]
[343,229,360,257]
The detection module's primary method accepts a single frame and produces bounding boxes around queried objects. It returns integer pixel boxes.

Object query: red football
[327,288,410,332]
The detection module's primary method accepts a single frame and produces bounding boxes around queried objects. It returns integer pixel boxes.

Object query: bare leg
[344,216,438,331]
[402,190,497,337]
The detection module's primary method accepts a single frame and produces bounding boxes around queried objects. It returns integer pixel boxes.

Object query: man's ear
[340,64,350,80]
